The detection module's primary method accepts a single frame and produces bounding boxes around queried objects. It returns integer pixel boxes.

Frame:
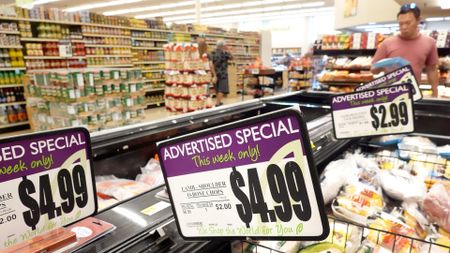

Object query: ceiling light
[161,2,326,21]
[425,17,445,22]
[439,0,450,9]
[169,7,333,24]
[64,0,142,12]
[135,9,194,19]
[445,17,450,20]
[105,0,219,16]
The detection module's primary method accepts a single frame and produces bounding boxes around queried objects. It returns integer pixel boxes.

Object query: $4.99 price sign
[331,84,415,139]
[157,109,329,240]
[0,128,96,249]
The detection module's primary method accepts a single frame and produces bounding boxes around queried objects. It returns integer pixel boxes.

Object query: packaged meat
[320,156,359,204]
[379,169,427,203]
[438,145,450,159]
[135,158,165,187]
[96,175,151,201]
[367,212,421,253]
[369,135,404,146]
[398,136,437,155]
[332,183,384,225]
[422,183,450,233]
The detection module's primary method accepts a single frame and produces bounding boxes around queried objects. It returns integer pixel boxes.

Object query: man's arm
[371,41,388,74]
[426,64,439,97]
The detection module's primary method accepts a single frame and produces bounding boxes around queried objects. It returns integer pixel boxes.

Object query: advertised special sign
[157,109,329,240]
[356,65,422,101]
[331,84,415,139]
[0,128,97,249]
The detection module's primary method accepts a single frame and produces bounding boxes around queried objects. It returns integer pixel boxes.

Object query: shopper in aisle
[371,3,439,97]
[211,40,233,106]
[197,37,218,88]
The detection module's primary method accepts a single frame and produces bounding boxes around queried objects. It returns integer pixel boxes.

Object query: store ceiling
[394,0,450,17]
[8,0,335,23]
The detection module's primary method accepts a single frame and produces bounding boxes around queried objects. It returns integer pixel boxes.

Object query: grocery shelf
[129,27,172,33]
[86,55,133,58]
[0,101,26,107]
[24,55,86,59]
[131,37,168,42]
[0,30,20,35]
[0,45,22,49]
[144,88,165,92]
[146,101,165,106]
[0,67,26,71]
[20,37,61,42]
[326,66,371,71]
[438,47,450,56]
[145,78,165,82]
[133,61,165,64]
[0,84,24,88]
[132,46,164,50]
[85,44,132,48]
[82,33,131,39]
[142,69,164,73]
[0,121,29,129]
[313,49,376,57]
[87,64,134,68]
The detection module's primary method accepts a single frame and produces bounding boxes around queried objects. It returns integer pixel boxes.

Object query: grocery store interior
[0,0,449,252]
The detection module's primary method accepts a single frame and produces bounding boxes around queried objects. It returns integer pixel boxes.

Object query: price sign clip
[331,83,415,139]
[157,108,329,241]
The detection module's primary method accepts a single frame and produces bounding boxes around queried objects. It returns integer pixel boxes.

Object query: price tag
[331,84,415,139]
[0,128,96,249]
[251,69,259,75]
[356,65,422,101]
[157,109,329,240]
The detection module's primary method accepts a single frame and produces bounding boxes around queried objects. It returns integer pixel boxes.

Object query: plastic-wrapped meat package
[332,182,384,226]
[367,212,421,253]
[320,156,359,204]
[369,134,404,146]
[135,158,165,187]
[379,169,427,203]
[422,183,450,233]
[398,136,438,160]
[96,175,151,201]
[349,151,381,187]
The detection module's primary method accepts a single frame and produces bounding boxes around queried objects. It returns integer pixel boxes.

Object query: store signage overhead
[331,84,415,139]
[0,128,97,250]
[157,108,329,241]
[356,65,422,101]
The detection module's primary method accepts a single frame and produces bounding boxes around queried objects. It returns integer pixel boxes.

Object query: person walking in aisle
[211,40,233,106]
[197,37,218,90]
[371,3,439,97]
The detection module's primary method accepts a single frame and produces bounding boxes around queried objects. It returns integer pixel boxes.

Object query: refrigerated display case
[75,91,449,252]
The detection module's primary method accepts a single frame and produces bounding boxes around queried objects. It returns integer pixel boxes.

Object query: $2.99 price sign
[331,84,415,139]
[157,109,329,241]
[0,128,96,249]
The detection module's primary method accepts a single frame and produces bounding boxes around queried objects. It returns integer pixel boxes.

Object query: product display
[27,68,147,131]
[163,43,213,113]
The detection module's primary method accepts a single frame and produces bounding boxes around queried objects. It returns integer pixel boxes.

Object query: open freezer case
[77,96,344,253]
[234,93,450,252]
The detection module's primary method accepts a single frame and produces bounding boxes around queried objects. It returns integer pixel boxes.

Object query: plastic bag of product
[320,156,359,204]
[332,182,384,226]
[367,212,421,253]
[400,202,430,239]
[349,151,381,187]
[422,183,450,233]
[379,169,427,203]
[438,145,450,159]
[96,175,151,201]
[369,135,404,146]
[398,136,438,159]
[135,158,165,187]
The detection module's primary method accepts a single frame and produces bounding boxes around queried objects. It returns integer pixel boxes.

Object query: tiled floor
[0,93,273,139]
